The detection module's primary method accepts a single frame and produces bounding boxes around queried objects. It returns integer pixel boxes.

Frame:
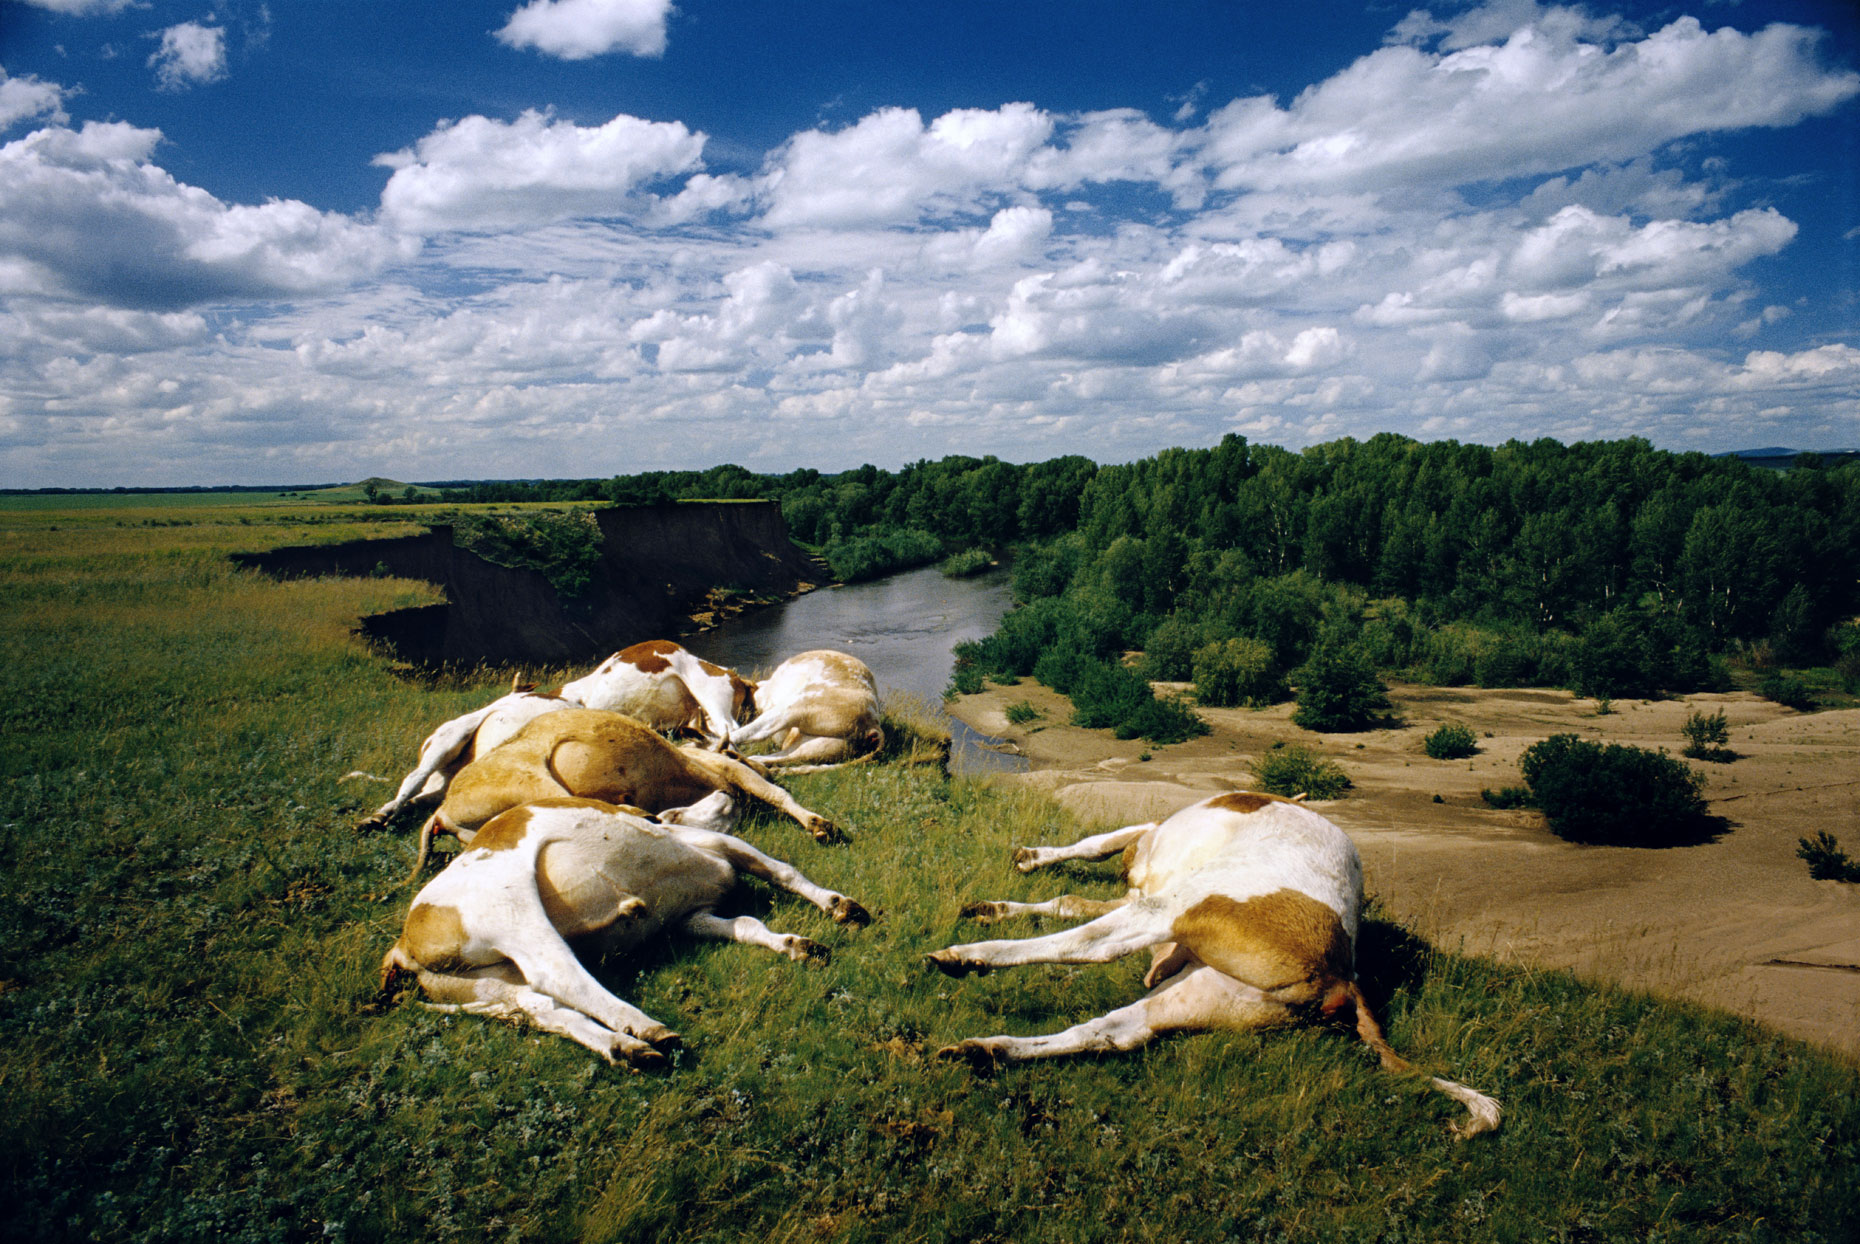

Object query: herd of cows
[366,639,1500,1139]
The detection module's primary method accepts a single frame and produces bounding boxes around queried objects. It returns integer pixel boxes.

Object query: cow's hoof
[830,896,871,928]
[935,1040,1002,1074]
[924,951,986,978]
[622,1045,668,1071]
[959,901,1006,923]
[357,813,391,833]
[789,937,831,964]
[630,1023,681,1050]
[806,817,842,844]
[1010,847,1039,874]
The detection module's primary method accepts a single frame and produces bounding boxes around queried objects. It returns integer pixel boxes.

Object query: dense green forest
[438,436,1859,732]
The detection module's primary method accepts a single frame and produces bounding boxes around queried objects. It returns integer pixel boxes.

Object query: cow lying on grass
[379,795,870,1064]
[926,791,1502,1139]
[358,683,572,830]
[412,708,841,876]
[728,649,884,772]
[561,639,756,750]
[358,641,756,830]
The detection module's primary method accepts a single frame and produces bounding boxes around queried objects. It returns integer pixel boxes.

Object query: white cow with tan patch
[561,639,757,750]
[728,649,884,771]
[359,641,757,829]
[379,795,870,1064]
[410,707,841,875]
[926,791,1501,1139]
[359,684,574,830]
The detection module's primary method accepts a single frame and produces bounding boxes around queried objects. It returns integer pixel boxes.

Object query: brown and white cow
[379,795,870,1064]
[926,792,1501,1139]
[560,640,757,750]
[411,707,841,875]
[359,641,756,830]
[358,684,574,830]
[727,649,884,771]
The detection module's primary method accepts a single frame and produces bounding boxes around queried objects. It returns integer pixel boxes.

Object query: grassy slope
[1,504,1856,1243]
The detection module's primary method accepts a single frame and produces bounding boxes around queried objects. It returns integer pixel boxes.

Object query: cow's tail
[1326,979,1501,1139]
[407,811,449,884]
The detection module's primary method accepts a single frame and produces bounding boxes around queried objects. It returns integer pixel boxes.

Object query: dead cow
[358,684,573,830]
[728,649,884,771]
[926,792,1502,1139]
[379,795,870,1064]
[359,642,757,829]
[560,640,757,750]
[413,707,841,875]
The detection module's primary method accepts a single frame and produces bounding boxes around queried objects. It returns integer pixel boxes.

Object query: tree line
[439,435,1860,731]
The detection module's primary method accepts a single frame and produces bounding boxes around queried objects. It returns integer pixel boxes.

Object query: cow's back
[441,709,690,832]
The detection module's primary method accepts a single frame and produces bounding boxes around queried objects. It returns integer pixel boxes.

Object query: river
[682,561,1027,775]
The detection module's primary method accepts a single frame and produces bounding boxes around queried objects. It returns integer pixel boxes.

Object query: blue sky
[1,0,1856,487]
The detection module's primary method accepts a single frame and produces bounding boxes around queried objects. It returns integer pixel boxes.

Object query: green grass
[2,507,1858,1242]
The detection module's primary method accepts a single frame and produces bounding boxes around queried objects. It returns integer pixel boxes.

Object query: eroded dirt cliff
[232,501,821,667]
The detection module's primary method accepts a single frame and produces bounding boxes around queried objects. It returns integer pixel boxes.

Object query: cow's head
[731,673,758,723]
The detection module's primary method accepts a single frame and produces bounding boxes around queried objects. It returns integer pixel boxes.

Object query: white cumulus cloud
[148,22,228,92]
[496,0,674,60]
[0,122,410,310]
[0,71,69,132]
[374,110,708,234]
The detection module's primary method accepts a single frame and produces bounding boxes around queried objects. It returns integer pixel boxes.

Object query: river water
[682,562,1027,775]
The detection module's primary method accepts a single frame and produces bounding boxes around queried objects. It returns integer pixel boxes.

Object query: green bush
[939,547,994,578]
[1253,744,1351,800]
[1026,650,1209,744]
[1004,700,1041,725]
[453,509,604,599]
[1760,670,1816,711]
[1138,613,1210,681]
[1797,831,1860,882]
[1292,639,1390,732]
[1191,637,1285,708]
[1481,785,1534,809]
[1519,734,1708,845]
[1681,708,1732,761]
[1116,691,1210,744]
[1423,723,1478,760]
[825,527,945,582]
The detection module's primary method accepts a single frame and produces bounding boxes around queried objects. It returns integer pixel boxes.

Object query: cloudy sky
[1,0,1856,487]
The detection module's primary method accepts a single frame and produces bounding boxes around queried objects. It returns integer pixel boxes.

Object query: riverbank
[946,678,1860,1059]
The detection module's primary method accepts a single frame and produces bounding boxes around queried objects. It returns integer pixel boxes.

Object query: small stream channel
[682,562,1028,776]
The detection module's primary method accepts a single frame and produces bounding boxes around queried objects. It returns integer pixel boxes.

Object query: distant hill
[1720,447,1860,471]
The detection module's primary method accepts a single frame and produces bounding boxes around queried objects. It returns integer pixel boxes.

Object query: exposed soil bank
[233,502,821,667]
[948,679,1860,1059]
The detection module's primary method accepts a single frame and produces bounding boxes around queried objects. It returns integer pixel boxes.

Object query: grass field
[2,499,1857,1243]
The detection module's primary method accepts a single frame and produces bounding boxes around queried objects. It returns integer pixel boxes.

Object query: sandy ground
[947,679,1860,1060]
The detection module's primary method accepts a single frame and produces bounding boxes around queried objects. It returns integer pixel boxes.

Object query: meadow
[2,496,1857,1243]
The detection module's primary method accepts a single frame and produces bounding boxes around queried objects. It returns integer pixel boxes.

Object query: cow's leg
[750,733,848,767]
[671,828,871,926]
[668,654,742,750]
[937,963,1291,1066]
[679,749,841,844]
[360,703,500,829]
[926,901,1170,977]
[724,706,794,749]
[682,910,829,962]
[1011,823,1155,874]
[482,887,681,1048]
[415,965,665,1065]
[958,894,1130,924]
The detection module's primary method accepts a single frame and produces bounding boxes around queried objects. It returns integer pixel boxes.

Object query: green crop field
[2,502,1856,1243]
